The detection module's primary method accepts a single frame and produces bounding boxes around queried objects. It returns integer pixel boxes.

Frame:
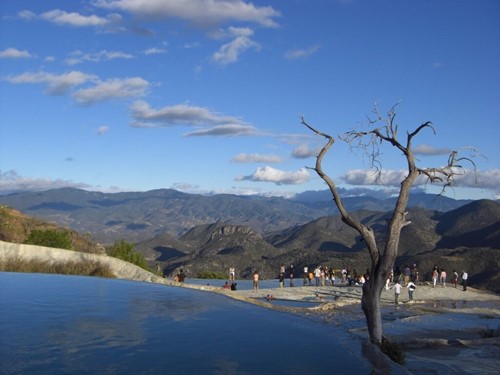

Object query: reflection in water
[0,272,375,374]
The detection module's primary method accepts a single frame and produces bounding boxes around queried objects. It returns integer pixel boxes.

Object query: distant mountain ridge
[0,188,474,243]
[133,200,499,292]
[0,189,498,292]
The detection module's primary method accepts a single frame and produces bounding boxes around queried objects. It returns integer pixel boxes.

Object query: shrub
[0,256,115,278]
[199,271,226,279]
[380,337,405,364]
[107,240,149,271]
[25,229,73,250]
[480,326,500,338]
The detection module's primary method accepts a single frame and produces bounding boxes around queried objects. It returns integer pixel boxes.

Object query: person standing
[461,270,468,291]
[329,268,335,286]
[432,267,439,288]
[403,265,411,286]
[407,280,416,301]
[393,281,402,305]
[229,266,235,281]
[289,264,294,287]
[440,269,447,287]
[314,266,321,286]
[303,266,308,286]
[253,270,259,292]
[451,270,459,288]
[177,269,186,283]
[279,272,284,288]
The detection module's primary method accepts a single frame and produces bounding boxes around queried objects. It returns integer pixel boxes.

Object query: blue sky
[1,0,499,200]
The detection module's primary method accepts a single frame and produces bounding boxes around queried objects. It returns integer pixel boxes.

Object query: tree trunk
[362,270,385,344]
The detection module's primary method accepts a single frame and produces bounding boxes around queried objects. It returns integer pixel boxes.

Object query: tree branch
[301,116,380,264]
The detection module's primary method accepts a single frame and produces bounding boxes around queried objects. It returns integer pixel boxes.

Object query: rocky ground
[222,283,500,374]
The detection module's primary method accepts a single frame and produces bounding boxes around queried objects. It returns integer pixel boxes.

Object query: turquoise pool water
[0,272,374,374]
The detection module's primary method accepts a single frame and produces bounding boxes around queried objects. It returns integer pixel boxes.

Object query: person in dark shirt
[177,269,186,282]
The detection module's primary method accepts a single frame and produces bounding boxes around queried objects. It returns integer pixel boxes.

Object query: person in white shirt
[393,281,402,305]
[461,271,468,291]
[407,280,416,301]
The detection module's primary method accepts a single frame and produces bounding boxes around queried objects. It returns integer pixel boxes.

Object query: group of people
[173,269,186,282]
[391,264,469,305]
[230,267,259,292]
[430,265,468,290]
[302,265,355,287]
[222,281,238,290]
[174,263,469,304]
[227,266,258,291]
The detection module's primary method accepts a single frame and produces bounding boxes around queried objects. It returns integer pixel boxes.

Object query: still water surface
[0,272,373,374]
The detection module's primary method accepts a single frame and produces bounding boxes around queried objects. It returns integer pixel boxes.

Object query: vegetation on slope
[0,256,115,278]
[106,240,150,271]
[0,205,104,254]
[0,205,149,276]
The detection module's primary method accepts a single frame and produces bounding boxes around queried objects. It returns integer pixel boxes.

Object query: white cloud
[17,10,36,20]
[212,35,260,65]
[0,170,92,193]
[209,26,260,64]
[170,182,200,192]
[65,50,133,65]
[284,45,320,60]
[231,153,283,163]
[452,168,500,191]
[413,144,451,156]
[184,42,201,49]
[3,71,147,105]
[73,77,149,105]
[341,169,418,187]
[185,124,259,137]
[97,126,110,135]
[144,47,167,55]
[39,9,119,27]
[340,168,500,194]
[291,143,320,159]
[93,0,281,28]
[0,48,32,59]
[4,71,97,95]
[236,166,310,185]
[169,183,278,197]
[130,100,248,129]
[227,26,254,37]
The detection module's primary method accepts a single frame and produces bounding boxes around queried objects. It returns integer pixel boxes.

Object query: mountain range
[0,187,474,243]
[0,188,498,292]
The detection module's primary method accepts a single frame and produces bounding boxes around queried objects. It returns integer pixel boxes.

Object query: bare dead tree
[302,104,479,346]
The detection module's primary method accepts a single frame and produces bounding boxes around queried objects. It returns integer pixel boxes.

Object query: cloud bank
[236,166,310,185]
[231,153,283,163]
[3,71,148,104]
[0,48,32,59]
[130,100,258,137]
[93,0,281,28]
